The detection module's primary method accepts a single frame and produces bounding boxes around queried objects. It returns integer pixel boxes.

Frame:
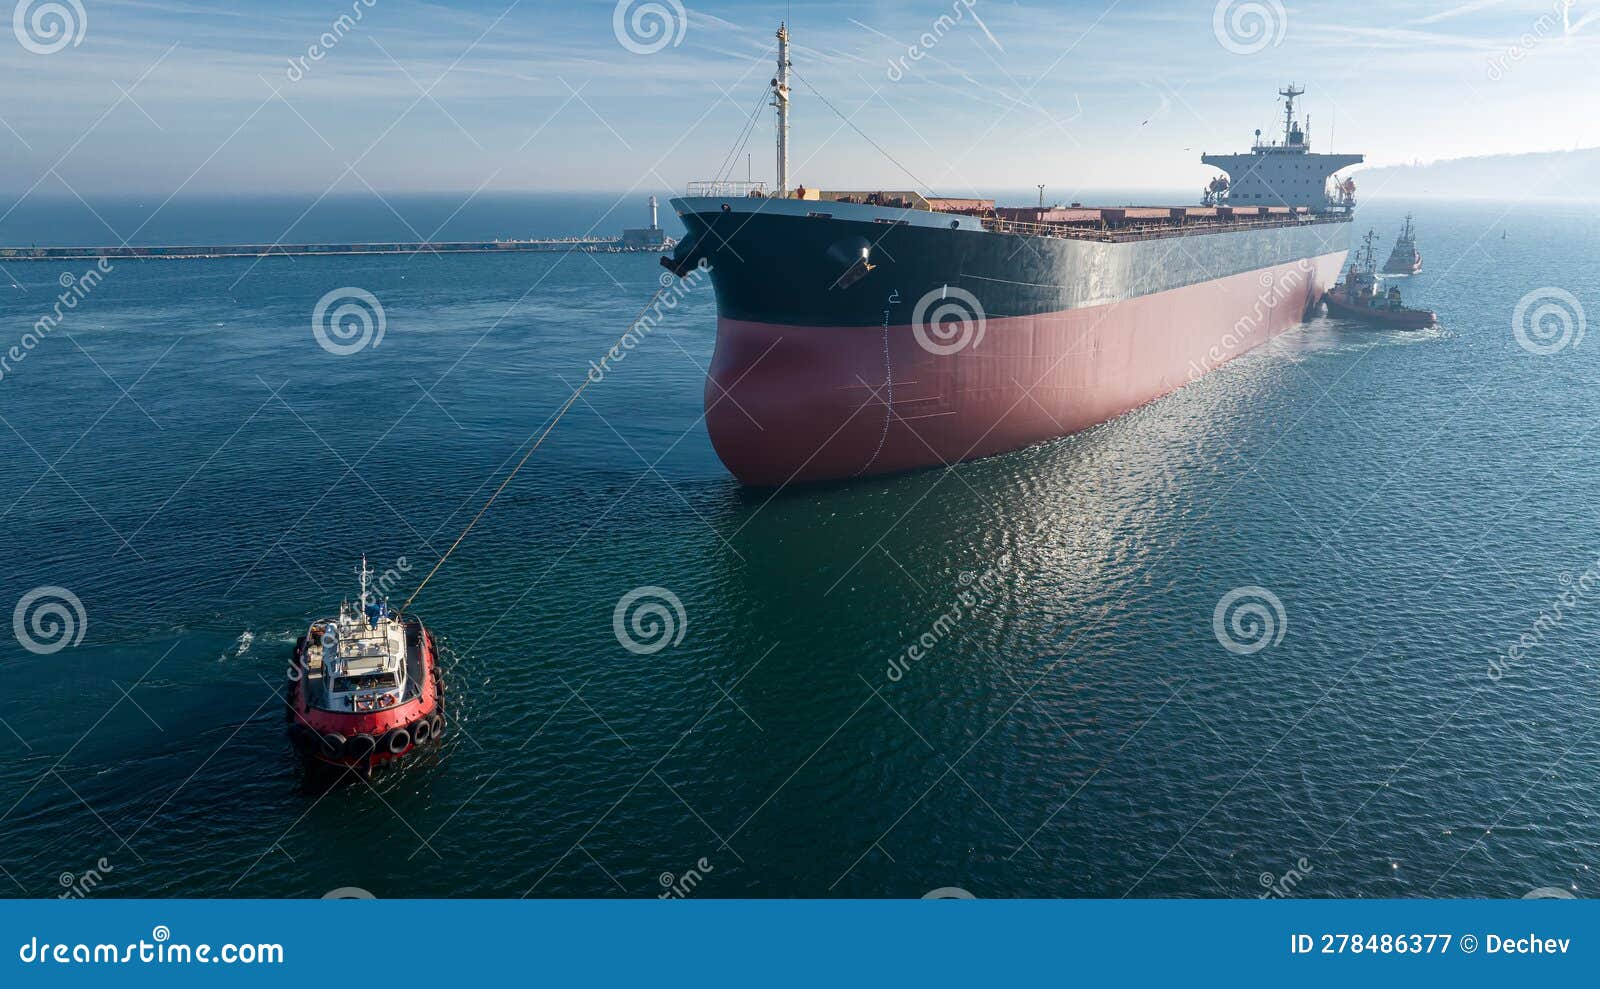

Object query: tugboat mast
[773,23,791,197]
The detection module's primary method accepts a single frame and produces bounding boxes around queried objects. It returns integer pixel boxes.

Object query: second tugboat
[285,558,444,772]
[1324,230,1437,328]
[1381,213,1423,274]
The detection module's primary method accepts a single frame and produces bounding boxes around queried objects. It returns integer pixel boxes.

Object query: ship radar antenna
[1280,83,1304,146]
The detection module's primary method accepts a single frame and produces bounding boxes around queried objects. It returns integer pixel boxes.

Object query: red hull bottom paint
[705,252,1348,486]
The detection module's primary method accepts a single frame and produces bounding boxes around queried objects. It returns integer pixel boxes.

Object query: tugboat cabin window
[333,672,398,692]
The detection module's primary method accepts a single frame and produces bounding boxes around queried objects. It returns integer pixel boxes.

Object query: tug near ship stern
[1324,229,1438,329]
[663,31,1365,486]
[285,558,444,772]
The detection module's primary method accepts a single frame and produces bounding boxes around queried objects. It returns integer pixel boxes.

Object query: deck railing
[686,180,769,198]
[975,212,1347,244]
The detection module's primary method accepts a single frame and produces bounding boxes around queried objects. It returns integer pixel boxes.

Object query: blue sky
[1,0,1597,199]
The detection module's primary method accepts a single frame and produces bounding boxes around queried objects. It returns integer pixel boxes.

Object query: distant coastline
[1354,147,1600,201]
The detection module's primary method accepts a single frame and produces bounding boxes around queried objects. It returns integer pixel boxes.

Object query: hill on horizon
[1354,147,1600,202]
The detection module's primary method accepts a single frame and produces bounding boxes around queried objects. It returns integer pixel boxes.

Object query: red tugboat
[285,559,444,772]
[1324,230,1437,328]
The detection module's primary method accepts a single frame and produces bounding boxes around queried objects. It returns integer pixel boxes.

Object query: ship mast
[1280,83,1303,146]
[773,23,791,197]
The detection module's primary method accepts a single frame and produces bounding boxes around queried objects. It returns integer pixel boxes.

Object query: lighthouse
[621,195,668,249]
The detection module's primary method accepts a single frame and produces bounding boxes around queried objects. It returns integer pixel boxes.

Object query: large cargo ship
[663,28,1362,486]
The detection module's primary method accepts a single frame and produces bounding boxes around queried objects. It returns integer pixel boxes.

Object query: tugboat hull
[285,617,445,772]
[1323,291,1437,329]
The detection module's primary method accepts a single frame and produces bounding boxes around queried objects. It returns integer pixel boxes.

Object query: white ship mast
[773,23,791,197]
[1280,83,1303,147]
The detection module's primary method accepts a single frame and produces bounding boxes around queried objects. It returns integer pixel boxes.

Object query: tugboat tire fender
[411,717,432,745]
[319,732,347,759]
[428,713,444,741]
[347,733,377,760]
[385,727,411,755]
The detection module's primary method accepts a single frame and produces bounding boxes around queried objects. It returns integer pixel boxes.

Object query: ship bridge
[1200,85,1362,212]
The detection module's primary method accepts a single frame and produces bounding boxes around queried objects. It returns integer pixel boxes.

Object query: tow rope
[399,282,671,614]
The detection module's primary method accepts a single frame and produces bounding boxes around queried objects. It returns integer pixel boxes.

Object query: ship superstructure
[1200,85,1363,209]
[662,27,1362,485]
